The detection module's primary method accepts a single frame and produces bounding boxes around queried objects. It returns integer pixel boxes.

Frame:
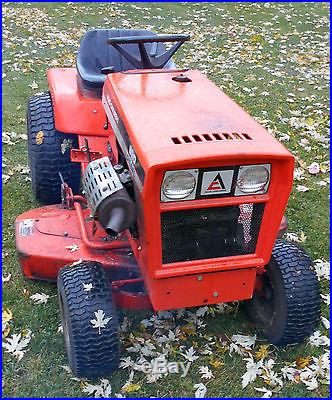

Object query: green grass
[2,2,330,398]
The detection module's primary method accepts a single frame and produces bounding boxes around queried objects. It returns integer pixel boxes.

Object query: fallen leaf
[321,317,330,330]
[209,358,224,368]
[122,383,141,393]
[30,293,50,304]
[194,382,207,398]
[90,309,112,334]
[35,130,43,145]
[2,308,13,324]
[65,244,79,252]
[296,356,312,369]
[255,345,269,360]
[254,387,273,398]
[199,365,214,379]
[308,331,329,347]
[2,324,10,338]
[2,330,32,360]
[2,273,11,283]
[296,185,310,192]
[308,162,320,175]
[83,283,93,292]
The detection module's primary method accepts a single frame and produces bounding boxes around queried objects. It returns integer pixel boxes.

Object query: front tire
[246,240,320,345]
[57,261,120,378]
[27,92,81,204]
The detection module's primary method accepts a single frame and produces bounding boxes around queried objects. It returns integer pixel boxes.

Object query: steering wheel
[107,34,190,69]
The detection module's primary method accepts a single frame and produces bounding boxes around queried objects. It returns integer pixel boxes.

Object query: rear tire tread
[27,92,80,204]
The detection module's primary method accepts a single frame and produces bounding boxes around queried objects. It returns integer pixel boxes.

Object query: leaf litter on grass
[2,1,330,398]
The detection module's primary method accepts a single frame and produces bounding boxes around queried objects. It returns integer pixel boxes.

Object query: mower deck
[15,203,265,311]
[15,204,152,310]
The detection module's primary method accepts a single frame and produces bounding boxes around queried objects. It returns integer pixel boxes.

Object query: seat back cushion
[77,29,176,89]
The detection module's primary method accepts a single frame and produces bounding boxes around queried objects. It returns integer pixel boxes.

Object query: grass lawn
[2,2,330,398]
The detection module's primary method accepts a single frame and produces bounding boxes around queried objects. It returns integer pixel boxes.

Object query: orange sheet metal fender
[47,68,108,136]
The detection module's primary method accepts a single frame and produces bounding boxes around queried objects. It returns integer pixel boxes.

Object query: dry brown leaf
[122,383,141,393]
[296,356,312,369]
[255,345,269,360]
[2,308,13,324]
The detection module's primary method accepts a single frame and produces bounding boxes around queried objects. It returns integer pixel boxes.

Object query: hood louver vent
[171,132,252,145]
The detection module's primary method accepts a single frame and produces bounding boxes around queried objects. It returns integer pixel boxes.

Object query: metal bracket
[70,148,102,163]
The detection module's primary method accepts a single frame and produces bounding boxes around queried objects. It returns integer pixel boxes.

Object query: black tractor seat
[76,29,176,97]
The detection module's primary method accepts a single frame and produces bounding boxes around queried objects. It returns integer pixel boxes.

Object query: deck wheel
[57,261,120,378]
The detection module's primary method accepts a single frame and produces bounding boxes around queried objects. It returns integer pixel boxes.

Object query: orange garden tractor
[15,30,320,378]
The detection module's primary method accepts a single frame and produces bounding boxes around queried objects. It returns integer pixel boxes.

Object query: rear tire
[27,92,80,204]
[57,261,120,378]
[246,240,320,345]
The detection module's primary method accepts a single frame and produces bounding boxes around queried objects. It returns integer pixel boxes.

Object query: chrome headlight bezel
[235,164,271,195]
[161,169,198,202]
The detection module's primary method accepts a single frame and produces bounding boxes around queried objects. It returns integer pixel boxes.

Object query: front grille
[161,203,265,264]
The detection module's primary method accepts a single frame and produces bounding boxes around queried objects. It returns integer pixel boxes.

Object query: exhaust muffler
[82,156,136,234]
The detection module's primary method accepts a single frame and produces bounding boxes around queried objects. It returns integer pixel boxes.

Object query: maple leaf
[293,167,305,181]
[242,356,263,388]
[82,378,112,397]
[179,323,196,336]
[302,377,318,391]
[281,365,297,381]
[296,185,309,192]
[199,365,214,379]
[122,383,141,393]
[321,316,330,330]
[231,334,256,350]
[28,81,38,90]
[2,322,10,338]
[90,309,112,334]
[313,259,330,281]
[308,162,320,175]
[2,330,32,360]
[60,365,72,374]
[320,293,330,305]
[2,273,11,283]
[181,346,199,362]
[82,383,104,397]
[194,382,207,398]
[30,292,49,304]
[308,331,329,347]
[65,244,79,252]
[209,358,223,368]
[83,283,93,292]
[196,306,209,317]
[255,345,269,360]
[2,308,13,324]
[296,356,312,369]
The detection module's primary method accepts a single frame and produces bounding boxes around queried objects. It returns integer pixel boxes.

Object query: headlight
[236,164,270,194]
[162,170,197,200]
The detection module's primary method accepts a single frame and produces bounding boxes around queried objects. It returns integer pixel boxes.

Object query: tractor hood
[102,69,293,178]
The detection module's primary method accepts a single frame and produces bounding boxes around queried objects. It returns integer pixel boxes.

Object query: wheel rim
[253,274,275,325]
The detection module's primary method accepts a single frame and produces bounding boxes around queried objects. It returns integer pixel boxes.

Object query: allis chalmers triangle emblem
[206,173,226,192]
